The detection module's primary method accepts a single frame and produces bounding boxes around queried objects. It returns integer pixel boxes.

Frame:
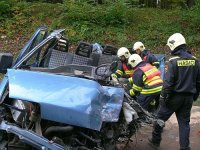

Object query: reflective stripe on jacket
[129,62,163,96]
[139,64,163,94]
[114,62,134,78]
[122,63,134,77]
[140,64,160,80]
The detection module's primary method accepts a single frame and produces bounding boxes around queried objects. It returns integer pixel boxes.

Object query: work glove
[150,100,156,106]
[110,80,120,86]
[111,74,119,85]
[159,93,170,105]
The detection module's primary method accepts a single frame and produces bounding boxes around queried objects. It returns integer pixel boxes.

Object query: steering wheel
[95,64,112,79]
[95,61,118,79]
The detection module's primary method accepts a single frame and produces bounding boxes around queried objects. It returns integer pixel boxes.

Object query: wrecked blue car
[0,27,165,150]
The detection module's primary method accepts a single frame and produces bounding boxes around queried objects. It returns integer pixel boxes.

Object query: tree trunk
[97,0,103,4]
[139,0,145,5]
[151,0,157,7]
[186,0,196,8]
[139,0,157,7]
[160,0,170,9]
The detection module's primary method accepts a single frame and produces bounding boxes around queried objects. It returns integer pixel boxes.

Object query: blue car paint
[8,69,124,131]
[0,27,49,103]
[101,87,124,122]
[155,54,165,80]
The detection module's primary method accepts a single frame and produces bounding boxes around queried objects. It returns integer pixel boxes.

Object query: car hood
[7,69,124,131]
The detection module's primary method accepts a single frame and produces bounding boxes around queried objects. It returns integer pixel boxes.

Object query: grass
[0,2,200,57]
[193,97,200,106]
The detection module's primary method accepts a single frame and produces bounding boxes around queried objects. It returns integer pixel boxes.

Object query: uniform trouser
[152,93,193,150]
[137,93,160,112]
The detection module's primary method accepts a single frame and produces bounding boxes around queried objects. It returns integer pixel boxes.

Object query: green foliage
[125,0,139,7]
[189,0,200,26]
[20,0,63,3]
[1,2,64,36]
[177,1,200,47]
[62,0,126,27]
[0,0,200,59]
[193,96,200,106]
[0,0,13,21]
[52,0,127,43]
[168,0,186,7]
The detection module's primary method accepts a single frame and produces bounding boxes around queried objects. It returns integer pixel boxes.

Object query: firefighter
[127,54,163,112]
[148,33,200,150]
[133,41,160,68]
[111,47,134,85]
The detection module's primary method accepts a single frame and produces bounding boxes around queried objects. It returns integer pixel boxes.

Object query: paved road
[119,106,200,150]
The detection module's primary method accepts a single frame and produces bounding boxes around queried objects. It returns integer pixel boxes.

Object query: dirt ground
[119,106,200,150]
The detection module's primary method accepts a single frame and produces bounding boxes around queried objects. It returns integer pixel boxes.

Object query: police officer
[133,41,160,68]
[111,47,134,85]
[149,33,200,150]
[128,54,163,112]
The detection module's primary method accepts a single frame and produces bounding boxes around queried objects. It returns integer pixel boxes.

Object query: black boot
[148,119,164,149]
[148,137,160,149]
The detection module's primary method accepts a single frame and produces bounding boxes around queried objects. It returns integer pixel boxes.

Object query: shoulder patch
[177,60,196,66]
[169,56,180,61]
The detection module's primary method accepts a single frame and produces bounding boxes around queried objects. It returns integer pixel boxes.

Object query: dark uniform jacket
[141,50,160,68]
[162,45,200,100]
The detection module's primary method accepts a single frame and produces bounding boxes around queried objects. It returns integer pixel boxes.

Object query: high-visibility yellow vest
[139,64,163,94]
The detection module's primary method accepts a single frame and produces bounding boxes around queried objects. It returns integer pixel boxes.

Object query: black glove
[159,94,170,105]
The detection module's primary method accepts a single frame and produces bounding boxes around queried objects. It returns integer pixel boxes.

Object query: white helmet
[133,41,145,51]
[167,33,186,51]
[117,47,131,59]
[128,54,143,68]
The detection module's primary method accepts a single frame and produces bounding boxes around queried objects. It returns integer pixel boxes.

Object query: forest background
[0,0,200,56]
